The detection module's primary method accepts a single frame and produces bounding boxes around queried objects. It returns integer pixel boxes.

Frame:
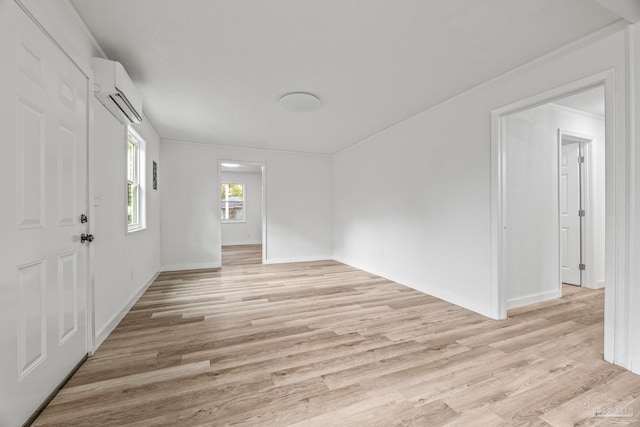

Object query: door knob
[80,233,95,243]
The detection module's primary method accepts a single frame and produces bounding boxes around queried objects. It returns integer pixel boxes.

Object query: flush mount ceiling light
[221,163,240,168]
[279,92,322,112]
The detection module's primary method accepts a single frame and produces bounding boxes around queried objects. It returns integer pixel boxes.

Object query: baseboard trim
[221,241,262,246]
[162,262,221,272]
[263,255,332,265]
[94,270,160,350]
[506,289,562,310]
[333,256,493,318]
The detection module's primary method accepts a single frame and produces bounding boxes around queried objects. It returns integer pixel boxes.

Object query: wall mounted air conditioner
[92,57,143,124]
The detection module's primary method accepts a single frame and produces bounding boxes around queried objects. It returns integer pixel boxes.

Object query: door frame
[490,69,624,367]
[558,130,598,289]
[217,160,267,264]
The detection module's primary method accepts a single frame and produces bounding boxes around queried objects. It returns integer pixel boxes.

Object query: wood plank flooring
[222,244,262,266]
[33,247,640,426]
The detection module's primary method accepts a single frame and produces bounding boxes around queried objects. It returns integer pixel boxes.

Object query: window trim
[220,181,246,224]
[126,127,146,233]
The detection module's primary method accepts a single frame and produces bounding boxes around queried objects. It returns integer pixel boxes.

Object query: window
[220,183,244,221]
[127,128,145,232]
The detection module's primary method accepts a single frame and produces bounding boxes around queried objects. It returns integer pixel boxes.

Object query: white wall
[92,105,161,346]
[20,0,163,349]
[161,141,332,270]
[333,26,627,319]
[504,103,605,308]
[221,171,262,246]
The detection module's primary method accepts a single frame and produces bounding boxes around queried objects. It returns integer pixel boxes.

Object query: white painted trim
[625,23,637,372]
[162,262,221,272]
[126,127,147,234]
[222,240,262,246]
[490,109,507,319]
[506,290,563,310]
[333,256,494,318]
[596,280,606,289]
[261,163,267,264]
[218,160,267,264]
[546,103,605,120]
[264,255,332,265]
[94,271,160,350]
[491,69,624,369]
[582,137,597,290]
[558,130,598,290]
[86,70,96,355]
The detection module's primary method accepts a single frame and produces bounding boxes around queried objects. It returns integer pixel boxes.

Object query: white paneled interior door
[559,142,581,286]
[0,2,89,426]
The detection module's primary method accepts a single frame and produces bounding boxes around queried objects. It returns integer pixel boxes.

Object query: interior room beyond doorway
[219,161,265,265]
[503,85,605,311]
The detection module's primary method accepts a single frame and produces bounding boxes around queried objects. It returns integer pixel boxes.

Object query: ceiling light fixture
[279,92,322,112]
[221,163,240,168]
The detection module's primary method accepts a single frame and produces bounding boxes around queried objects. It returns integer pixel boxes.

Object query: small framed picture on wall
[153,161,158,190]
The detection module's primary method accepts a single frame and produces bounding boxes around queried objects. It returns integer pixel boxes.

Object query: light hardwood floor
[33,246,640,426]
[222,244,263,266]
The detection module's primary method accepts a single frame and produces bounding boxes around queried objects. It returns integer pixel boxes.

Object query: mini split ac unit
[92,57,143,124]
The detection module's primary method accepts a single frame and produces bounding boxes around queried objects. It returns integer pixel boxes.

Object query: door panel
[560,142,581,286]
[0,2,89,425]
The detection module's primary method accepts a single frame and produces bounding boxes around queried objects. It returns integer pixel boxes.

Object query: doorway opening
[559,130,602,289]
[490,70,624,366]
[218,160,266,266]
[499,85,605,310]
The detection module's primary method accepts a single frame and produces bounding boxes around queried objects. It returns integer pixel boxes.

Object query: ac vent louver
[92,58,142,124]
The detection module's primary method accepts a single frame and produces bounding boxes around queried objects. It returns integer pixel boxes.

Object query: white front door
[0,2,89,426]
[560,142,581,286]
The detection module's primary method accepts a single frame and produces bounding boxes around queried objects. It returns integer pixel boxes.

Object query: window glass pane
[220,183,244,221]
[127,139,135,182]
[126,128,145,232]
[128,183,138,225]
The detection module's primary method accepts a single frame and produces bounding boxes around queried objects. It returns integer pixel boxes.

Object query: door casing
[490,70,622,367]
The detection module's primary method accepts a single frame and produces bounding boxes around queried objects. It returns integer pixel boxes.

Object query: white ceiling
[552,86,605,117]
[220,163,263,173]
[70,0,621,154]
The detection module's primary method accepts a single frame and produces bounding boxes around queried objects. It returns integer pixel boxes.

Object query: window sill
[127,225,146,234]
[222,220,247,224]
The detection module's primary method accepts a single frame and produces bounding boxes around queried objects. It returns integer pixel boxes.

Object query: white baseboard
[263,255,332,265]
[94,270,160,351]
[506,289,562,310]
[222,240,262,246]
[332,256,493,318]
[162,262,221,272]
[631,358,640,376]
[582,280,605,290]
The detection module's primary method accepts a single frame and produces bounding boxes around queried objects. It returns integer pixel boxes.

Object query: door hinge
[579,263,586,271]
[578,156,585,164]
[578,210,585,217]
